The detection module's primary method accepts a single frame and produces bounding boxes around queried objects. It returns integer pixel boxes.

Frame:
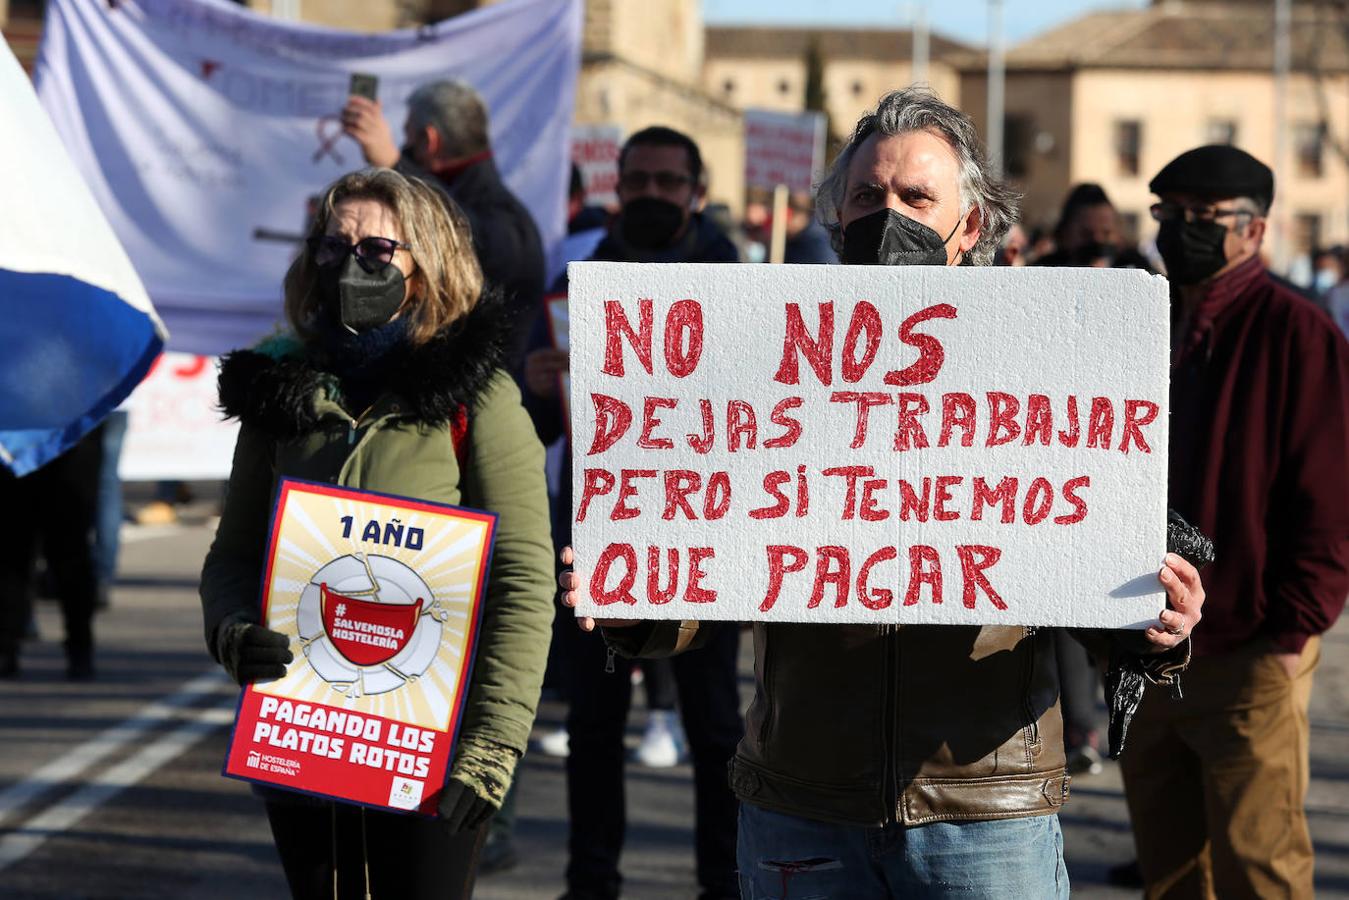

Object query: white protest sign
[119,353,238,481]
[743,109,826,195]
[571,124,623,208]
[567,263,1171,628]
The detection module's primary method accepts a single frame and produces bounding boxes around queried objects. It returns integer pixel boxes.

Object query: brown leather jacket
[606,620,1186,827]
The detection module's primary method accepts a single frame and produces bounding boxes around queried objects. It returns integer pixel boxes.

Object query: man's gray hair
[1235,196,1268,217]
[816,87,1019,266]
[406,80,490,159]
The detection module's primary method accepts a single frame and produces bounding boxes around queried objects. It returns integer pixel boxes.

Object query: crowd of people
[6,71,1346,900]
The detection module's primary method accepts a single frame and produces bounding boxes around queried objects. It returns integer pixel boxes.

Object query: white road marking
[0,670,231,826]
[119,523,187,545]
[0,701,235,871]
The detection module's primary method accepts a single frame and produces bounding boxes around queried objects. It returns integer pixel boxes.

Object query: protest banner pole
[986,0,1005,177]
[912,4,929,86]
[769,183,789,264]
[1272,0,1290,272]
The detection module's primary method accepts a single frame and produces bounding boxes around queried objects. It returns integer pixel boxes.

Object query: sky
[702,0,1150,46]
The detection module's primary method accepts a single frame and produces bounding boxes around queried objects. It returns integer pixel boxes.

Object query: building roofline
[704,23,973,61]
[951,3,1349,75]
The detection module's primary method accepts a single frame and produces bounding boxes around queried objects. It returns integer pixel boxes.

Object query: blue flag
[0,37,166,475]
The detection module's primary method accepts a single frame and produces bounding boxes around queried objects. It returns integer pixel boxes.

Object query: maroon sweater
[1170,255,1349,657]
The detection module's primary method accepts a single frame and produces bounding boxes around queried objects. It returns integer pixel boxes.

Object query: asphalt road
[3,512,1349,899]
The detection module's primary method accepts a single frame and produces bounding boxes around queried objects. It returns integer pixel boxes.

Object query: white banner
[35,0,582,356]
[743,108,825,195]
[119,353,237,481]
[568,263,1171,628]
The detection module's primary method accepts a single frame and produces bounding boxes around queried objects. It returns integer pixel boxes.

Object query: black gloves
[1105,509,1214,759]
[1166,509,1216,568]
[215,615,293,685]
[437,778,495,833]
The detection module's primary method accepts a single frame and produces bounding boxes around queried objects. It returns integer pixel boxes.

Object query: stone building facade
[572,0,745,210]
[701,25,967,146]
[957,0,1349,260]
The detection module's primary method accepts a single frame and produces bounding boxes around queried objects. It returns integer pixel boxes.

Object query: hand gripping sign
[566,263,1171,629]
[224,479,496,815]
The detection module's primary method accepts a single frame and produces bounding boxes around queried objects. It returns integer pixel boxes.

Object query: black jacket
[785,219,838,265]
[397,155,545,369]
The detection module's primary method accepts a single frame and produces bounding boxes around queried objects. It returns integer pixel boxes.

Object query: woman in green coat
[200,168,554,899]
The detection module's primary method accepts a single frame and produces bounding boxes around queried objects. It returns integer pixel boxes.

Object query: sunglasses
[619,170,693,192]
[1149,202,1254,225]
[308,234,412,273]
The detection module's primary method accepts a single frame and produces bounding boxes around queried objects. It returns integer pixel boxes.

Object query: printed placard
[571,123,623,208]
[567,263,1171,629]
[744,108,826,195]
[224,478,496,815]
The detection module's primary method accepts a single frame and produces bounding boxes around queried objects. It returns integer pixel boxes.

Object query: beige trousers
[1119,637,1320,900]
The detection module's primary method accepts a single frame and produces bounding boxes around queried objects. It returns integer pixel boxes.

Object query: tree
[803,35,844,160]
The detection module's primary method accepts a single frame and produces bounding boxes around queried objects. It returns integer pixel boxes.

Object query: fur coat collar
[217,290,513,440]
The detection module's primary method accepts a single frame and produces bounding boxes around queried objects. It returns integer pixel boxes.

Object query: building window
[852,80,865,97]
[1206,119,1238,146]
[1294,212,1323,255]
[1114,120,1142,177]
[722,78,735,96]
[777,79,792,96]
[1004,115,1034,179]
[1294,121,1326,178]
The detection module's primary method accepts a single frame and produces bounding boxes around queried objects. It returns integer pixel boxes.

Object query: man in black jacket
[342,80,544,367]
[522,126,743,900]
[559,93,1205,900]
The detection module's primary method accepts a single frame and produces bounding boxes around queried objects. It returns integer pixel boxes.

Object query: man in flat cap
[1119,144,1349,897]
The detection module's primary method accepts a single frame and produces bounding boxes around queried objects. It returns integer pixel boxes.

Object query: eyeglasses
[1149,202,1255,225]
[308,234,412,273]
[619,170,693,192]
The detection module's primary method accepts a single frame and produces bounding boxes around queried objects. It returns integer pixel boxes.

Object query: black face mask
[1072,240,1119,266]
[841,208,961,266]
[317,255,407,334]
[1156,219,1229,286]
[619,197,687,250]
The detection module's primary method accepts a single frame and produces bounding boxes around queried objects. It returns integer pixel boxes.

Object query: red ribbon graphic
[313,116,346,165]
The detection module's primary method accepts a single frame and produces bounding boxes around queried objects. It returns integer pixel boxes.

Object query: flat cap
[1149,144,1274,204]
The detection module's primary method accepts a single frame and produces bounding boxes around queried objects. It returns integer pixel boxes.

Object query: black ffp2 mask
[317,255,407,334]
[1156,219,1229,286]
[841,208,961,266]
[619,197,687,250]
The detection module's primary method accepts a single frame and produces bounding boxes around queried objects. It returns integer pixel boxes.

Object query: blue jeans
[737,802,1069,899]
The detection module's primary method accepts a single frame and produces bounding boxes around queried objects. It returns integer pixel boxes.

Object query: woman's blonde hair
[284,167,483,346]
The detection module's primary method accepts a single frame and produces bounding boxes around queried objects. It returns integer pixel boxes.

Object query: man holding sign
[561,89,1204,897]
